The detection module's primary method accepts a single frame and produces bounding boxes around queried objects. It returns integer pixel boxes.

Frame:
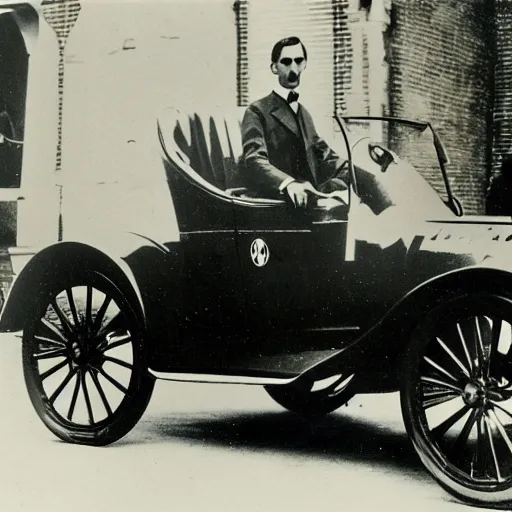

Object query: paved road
[0,333,491,512]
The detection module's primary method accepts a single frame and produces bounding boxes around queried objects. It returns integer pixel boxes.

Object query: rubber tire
[265,377,356,417]
[400,292,512,509]
[22,271,155,446]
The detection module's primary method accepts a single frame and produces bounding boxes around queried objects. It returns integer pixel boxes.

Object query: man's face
[271,43,307,89]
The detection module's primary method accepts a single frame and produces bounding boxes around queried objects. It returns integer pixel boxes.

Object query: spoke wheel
[401,293,512,507]
[265,372,356,417]
[22,271,154,446]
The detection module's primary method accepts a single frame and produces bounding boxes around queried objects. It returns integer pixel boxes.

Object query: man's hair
[271,36,307,63]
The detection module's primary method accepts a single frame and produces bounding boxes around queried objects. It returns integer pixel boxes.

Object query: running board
[148,370,298,386]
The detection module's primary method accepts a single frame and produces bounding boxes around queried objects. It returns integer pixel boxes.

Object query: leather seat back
[158,107,246,191]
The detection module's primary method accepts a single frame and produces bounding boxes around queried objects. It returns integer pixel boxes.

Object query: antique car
[2,108,512,509]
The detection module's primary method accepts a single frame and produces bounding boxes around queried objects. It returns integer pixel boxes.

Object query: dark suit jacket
[486,173,512,216]
[241,92,347,197]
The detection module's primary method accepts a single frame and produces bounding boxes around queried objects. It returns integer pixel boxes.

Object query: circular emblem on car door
[250,238,270,267]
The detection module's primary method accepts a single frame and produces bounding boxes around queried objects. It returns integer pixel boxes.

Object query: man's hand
[285,181,317,208]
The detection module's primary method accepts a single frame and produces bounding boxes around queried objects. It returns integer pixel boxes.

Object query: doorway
[0,11,29,247]
[0,12,28,189]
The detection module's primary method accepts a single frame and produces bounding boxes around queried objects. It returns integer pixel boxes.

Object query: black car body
[3,111,512,509]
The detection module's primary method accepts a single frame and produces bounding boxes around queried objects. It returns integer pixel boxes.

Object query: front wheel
[401,292,512,508]
[22,271,155,446]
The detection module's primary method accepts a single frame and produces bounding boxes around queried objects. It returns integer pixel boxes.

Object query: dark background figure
[0,100,21,189]
[0,95,20,246]
[486,154,512,216]
[0,14,29,190]
[241,36,347,208]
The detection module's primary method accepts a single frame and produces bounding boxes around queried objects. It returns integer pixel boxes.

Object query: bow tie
[287,90,299,104]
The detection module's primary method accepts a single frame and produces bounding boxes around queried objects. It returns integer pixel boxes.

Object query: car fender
[387,264,512,338]
[297,264,512,384]
[0,231,174,333]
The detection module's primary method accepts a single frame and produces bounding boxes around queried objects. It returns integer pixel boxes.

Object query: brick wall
[41,0,81,240]
[388,0,494,214]
[41,0,81,173]
[493,0,512,177]
[333,0,352,116]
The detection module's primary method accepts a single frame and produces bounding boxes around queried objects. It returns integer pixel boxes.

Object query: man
[486,154,512,216]
[241,36,348,208]
[0,96,20,188]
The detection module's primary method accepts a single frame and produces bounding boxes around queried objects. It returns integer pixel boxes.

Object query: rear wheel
[265,372,356,417]
[22,271,154,446]
[401,292,512,508]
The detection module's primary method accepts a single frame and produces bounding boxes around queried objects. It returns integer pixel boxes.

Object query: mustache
[287,71,298,82]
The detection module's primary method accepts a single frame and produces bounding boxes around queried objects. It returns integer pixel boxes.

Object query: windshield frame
[334,114,457,211]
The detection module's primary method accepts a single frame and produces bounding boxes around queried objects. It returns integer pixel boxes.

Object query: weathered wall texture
[492,0,512,176]
[59,0,237,240]
[388,0,494,214]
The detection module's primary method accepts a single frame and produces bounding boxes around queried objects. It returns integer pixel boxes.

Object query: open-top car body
[3,109,512,509]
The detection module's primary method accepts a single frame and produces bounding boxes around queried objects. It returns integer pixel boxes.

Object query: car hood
[417,217,512,268]
[352,203,512,271]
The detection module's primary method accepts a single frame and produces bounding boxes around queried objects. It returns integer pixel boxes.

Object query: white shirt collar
[273,83,300,104]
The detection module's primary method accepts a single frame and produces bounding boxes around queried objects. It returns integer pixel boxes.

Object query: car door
[158,163,248,368]
[233,197,357,353]
[235,200,313,327]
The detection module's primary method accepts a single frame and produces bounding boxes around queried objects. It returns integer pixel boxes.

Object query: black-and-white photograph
[0,0,511,510]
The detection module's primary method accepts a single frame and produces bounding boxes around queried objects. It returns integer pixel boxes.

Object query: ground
[0,333,494,512]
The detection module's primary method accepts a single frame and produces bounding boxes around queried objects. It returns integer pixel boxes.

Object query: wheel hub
[462,381,486,407]
[70,334,98,366]
[70,340,83,363]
